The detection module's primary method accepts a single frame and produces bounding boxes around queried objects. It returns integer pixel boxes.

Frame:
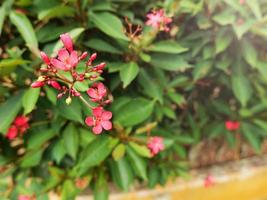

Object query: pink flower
[51,48,79,71]
[87,82,107,102]
[31,81,45,88]
[147,136,164,156]
[204,175,215,188]
[40,51,50,65]
[225,121,240,131]
[85,107,112,134]
[18,195,31,200]
[239,0,245,5]
[60,33,73,53]
[6,125,18,140]
[146,9,172,32]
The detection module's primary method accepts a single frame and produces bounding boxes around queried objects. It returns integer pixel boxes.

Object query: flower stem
[78,95,94,109]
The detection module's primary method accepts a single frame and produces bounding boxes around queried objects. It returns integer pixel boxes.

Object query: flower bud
[31,81,45,88]
[60,33,73,52]
[40,51,50,65]
[65,97,72,105]
[79,52,88,60]
[49,80,62,90]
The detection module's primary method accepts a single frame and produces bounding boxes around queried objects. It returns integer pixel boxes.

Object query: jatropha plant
[31,33,112,135]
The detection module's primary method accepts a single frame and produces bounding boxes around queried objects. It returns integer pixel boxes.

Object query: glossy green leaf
[242,123,261,153]
[150,54,191,71]
[114,98,154,127]
[57,98,83,123]
[242,39,257,68]
[85,38,122,54]
[38,5,75,21]
[129,142,151,158]
[22,87,40,115]
[147,40,188,54]
[109,157,133,191]
[0,92,23,134]
[76,136,118,175]
[89,11,128,41]
[119,62,139,88]
[63,124,79,160]
[20,149,43,168]
[52,139,66,164]
[215,29,233,54]
[126,146,147,180]
[112,143,126,161]
[27,129,56,150]
[9,11,38,54]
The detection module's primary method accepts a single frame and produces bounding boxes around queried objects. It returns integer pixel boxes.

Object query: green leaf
[52,139,66,164]
[126,146,147,180]
[112,143,126,161]
[212,9,236,25]
[129,142,151,158]
[232,70,252,107]
[20,149,43,168]
[89,11,128,41]
[147,40,188,54]
[22,87,40,115]
[241,39,257,68]
[94,172,109,200]
[232,19,255,40]
[76,136,118,176]
[61,180,77,200]
[85,38,122,54]
[150,54,191,71]
[38,5,75,21]
[27,129,56,150]
[241,123,261,153]
[63,124,79,160]
[79,128,96,148]
[0,92,23,134]
[44,86,57,105]
[109,157,133,191]
[9,11,38,55]
[119,62,139,88]
[57,98,83,123]
[0,59,28,75]
[246,0,262,20]
[138,68,163,103]
[215,29,233,54]
[114,98,154,127]
[51,27,85,56]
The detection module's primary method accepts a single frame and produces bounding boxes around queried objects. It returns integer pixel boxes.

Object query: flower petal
[101,120,112,130]
[51,58,67,71]
[102,111,112,120]
[70,51,79,67]
[93,107,103,117]
[92,125,103,134]
[60,33,73,52]
[58,48,69,62]
[85,117,94,126]
[87,88,98,99]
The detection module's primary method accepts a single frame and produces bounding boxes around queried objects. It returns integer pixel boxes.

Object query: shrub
[1,0,267,199]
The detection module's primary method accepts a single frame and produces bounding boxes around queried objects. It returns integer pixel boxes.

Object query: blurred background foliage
[1,0,267,199]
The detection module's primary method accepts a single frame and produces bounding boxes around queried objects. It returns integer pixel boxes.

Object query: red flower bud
[31,81,45,88]
[51,81,62,90]
[79,52,88,60]
[40,51,50,65]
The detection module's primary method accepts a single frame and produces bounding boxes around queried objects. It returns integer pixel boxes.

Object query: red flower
[146,9,172,32]
[60,33,73,53]
[147,136,164,156]
[6,116,30,140]
[87,82,107,102]
[6,125,18,140]
[18,195,31,200]
[225,121,240,131]
[85,107,112,134]
[204,175,215,188]
[51,48,79,71]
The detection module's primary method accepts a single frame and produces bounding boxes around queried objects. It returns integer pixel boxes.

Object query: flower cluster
[6,116,29,140]
[18,195,33,200]
[31,33,112,134]
[146,9,172,32]
[225,121,240,131]
[147,136,164,156]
